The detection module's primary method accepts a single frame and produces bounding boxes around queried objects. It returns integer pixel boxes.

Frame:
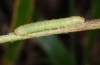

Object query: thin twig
[0,19,100,43]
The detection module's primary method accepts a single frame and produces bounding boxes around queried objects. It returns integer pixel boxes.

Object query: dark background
[0,0,100,65]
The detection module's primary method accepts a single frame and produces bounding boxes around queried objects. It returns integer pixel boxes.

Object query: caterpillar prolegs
[14,16,85,36]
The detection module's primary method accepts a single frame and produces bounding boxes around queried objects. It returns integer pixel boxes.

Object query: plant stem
[0,19,100,43]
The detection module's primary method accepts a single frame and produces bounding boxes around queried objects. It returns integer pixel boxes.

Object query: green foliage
[2,0,100,65]
[3,0,33,65]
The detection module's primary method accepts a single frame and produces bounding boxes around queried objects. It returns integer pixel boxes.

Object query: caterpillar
[14,16,85,36]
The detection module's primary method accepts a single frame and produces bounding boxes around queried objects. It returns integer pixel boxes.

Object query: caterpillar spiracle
[14,16,85,35]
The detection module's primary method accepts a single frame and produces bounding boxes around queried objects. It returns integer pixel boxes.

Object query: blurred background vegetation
[0,0,100,65]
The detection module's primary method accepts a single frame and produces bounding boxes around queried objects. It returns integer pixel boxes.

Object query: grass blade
[3,0,34,65]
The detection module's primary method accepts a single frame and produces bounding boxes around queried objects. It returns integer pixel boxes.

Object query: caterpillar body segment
[14,16,85,35]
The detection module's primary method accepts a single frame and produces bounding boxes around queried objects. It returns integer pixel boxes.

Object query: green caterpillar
[14,16,85,35]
